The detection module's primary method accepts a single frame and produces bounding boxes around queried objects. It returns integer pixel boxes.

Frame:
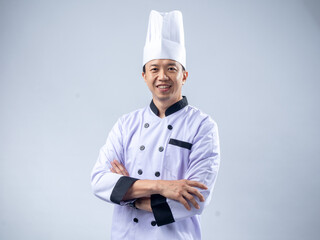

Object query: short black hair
[142,63,185,73]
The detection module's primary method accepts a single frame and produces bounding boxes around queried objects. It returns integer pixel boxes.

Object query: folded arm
[110,159,207,212]
[92,117,220,227]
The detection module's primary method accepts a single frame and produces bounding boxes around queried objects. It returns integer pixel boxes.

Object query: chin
[155,95,171,102]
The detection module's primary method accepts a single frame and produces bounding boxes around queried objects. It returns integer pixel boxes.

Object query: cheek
[175,79,184,88]
[146,80,155,90]
[144,76,153,86]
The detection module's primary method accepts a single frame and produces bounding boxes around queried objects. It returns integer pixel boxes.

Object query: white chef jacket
[91,96,220,240]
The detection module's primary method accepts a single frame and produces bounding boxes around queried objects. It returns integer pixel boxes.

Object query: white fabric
[91,100,220,240]
[143,10,186,68]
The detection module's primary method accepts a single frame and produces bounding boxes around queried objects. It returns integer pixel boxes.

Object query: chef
[91,10,220,240]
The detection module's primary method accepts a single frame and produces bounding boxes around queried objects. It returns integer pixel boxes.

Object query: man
[91,10,220,240]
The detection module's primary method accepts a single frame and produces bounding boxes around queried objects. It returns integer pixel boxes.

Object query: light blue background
[1,0,320,239]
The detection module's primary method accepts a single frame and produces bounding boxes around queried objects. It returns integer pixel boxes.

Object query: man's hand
[110,159,208,211]
[157,179,207,211]
[110,159,129,176]
[135,197,152,212]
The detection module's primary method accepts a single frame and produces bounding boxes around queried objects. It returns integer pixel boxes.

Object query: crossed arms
[110,159,207,212]
[91,116,220,226]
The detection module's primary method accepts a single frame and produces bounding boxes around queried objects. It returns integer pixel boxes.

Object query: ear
[142,72,147,83]
[182,71,188,85]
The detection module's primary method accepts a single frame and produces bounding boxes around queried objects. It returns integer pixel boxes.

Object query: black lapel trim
[149,96,188,117]
[150,99,159,116]
[110,176,138,204]
[151,194,175,226]
[169,138,193,150]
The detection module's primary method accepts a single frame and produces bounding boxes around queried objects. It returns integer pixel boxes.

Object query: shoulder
[184,105,218,130]
[185,106,220,149]
[117,106,147,127]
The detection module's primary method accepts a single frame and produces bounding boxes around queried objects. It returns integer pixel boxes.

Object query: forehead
[146,59,180,67]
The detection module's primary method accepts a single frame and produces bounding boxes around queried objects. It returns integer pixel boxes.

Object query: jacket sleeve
[151,117,220,226]
[91,118,138,205]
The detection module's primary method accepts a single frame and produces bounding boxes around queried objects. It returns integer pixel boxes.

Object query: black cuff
[110,176,138,204]
[151,194,175,226]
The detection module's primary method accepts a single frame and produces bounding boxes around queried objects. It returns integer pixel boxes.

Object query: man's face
[142,59,188,104]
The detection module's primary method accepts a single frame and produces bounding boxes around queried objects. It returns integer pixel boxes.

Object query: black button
[155,171,160,177]
[140,145,145,151]
[144,123,149,128]
[133,218,139,223]
[151,221,157,226]
[138,169,143,175]
[168,125,173,130]
[159,146,164,152]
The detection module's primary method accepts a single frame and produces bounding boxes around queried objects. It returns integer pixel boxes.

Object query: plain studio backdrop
[1,0,319,239]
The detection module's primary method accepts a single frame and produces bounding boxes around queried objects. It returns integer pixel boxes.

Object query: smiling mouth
[156,84,171,90]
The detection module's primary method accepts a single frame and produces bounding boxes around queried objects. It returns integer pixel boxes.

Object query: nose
[158,69,169,81]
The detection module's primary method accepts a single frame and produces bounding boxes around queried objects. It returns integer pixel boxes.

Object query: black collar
[150,96,188,117]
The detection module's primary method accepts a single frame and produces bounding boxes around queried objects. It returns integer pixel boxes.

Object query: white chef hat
[143,10,186,69]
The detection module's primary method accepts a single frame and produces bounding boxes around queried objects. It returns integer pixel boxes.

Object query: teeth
[158,86,170,89]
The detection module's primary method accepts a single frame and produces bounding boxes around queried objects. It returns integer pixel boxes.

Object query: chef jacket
[91,96,220,240]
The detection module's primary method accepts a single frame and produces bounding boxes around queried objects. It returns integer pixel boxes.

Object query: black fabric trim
[151,194,175,226]
[110,176,138,204]
[150,99,159,116]
[169,138,193,150]
[149,96,188,117]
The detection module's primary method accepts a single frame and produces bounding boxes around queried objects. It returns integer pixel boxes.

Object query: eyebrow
[149,63,178,68]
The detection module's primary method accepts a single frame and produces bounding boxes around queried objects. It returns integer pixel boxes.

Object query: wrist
[127,179,162,198]
[135,197,152,212]
[128,199,138,209]
[145,179,160,195]
[152,180,162,195]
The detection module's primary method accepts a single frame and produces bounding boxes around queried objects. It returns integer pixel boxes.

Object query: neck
[153,96,183,118]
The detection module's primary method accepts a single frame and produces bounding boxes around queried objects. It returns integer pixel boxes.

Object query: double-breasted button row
[137,169,160,177]
[144,123,173,130]
[138,123,165,179]
[133,218,157,226]
[140,145,165,152]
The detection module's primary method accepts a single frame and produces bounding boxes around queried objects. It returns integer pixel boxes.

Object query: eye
[150,68,158,72]
[168,67,177,71]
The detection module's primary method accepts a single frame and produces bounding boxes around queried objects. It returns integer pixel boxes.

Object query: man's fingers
[118,162,129,176]
[113,160,129,176]
[184,192,200,209]
[111,160,125,175]
[110,160,121,173]
[123,169,129,176]
[179,197,191,211]
[187,180,208,190]
[113,160,125,174]
[111,160,129,176]
[187,187,205,202]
